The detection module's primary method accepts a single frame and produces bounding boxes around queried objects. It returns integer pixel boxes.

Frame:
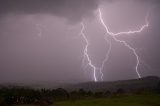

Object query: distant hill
[64,76,160,92]
[0,76,159,92]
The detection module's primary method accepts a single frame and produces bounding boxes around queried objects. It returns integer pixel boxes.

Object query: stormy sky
[0,0,160,83]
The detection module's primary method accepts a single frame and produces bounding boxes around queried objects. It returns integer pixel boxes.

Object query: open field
[13,94,160,106]
[55,94,160,106]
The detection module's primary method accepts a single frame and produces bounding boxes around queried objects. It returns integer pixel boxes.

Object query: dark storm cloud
[0,0,99,22]
[139,0,160,3]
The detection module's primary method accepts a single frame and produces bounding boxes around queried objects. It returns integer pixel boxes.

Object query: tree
[104,90,111,97]
[94,92,103,98]
[156,82,160,93]
[54,88,69,100]
[86,90,93,96]
[78,89,86,96]
[116,88,125,95]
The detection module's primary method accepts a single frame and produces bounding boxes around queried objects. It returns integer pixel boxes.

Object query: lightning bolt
[80,23,97,82]
[99,36,112,81]
[99,9,149,36]
[98,8,149,79]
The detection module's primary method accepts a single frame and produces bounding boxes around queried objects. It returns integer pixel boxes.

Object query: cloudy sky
[0,0,160,83]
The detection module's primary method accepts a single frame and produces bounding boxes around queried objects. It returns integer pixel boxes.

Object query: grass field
[13,94,160,106]
[54,94,160,106]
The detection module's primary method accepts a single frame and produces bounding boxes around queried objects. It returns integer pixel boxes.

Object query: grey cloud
[0,0,99,23]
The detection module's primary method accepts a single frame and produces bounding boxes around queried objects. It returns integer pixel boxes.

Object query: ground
[13,94,160,106]
[54,94,160,106]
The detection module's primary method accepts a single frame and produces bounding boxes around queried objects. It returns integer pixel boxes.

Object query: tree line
[0,82,160,106]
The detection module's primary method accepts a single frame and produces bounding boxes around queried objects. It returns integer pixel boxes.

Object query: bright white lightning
[99,11,149,36]
[98,8,149,79]
[80,23,97,82]
[99,36,112,81]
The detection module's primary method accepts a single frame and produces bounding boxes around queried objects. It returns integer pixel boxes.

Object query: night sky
[0,0,160,83]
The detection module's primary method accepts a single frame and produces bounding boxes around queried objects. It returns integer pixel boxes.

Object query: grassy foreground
[13,94,160,106]
[54,94,160,106]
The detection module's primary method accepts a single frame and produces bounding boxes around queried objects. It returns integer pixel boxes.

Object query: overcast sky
[0,0,160,83]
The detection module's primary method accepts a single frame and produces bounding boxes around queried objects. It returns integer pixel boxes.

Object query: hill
[0,76,159,92]
[64,76,160,92]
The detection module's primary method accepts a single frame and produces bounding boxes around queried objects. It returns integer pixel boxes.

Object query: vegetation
[0,85,160,106]
[0,78,160,106]
[55,94,160,106]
